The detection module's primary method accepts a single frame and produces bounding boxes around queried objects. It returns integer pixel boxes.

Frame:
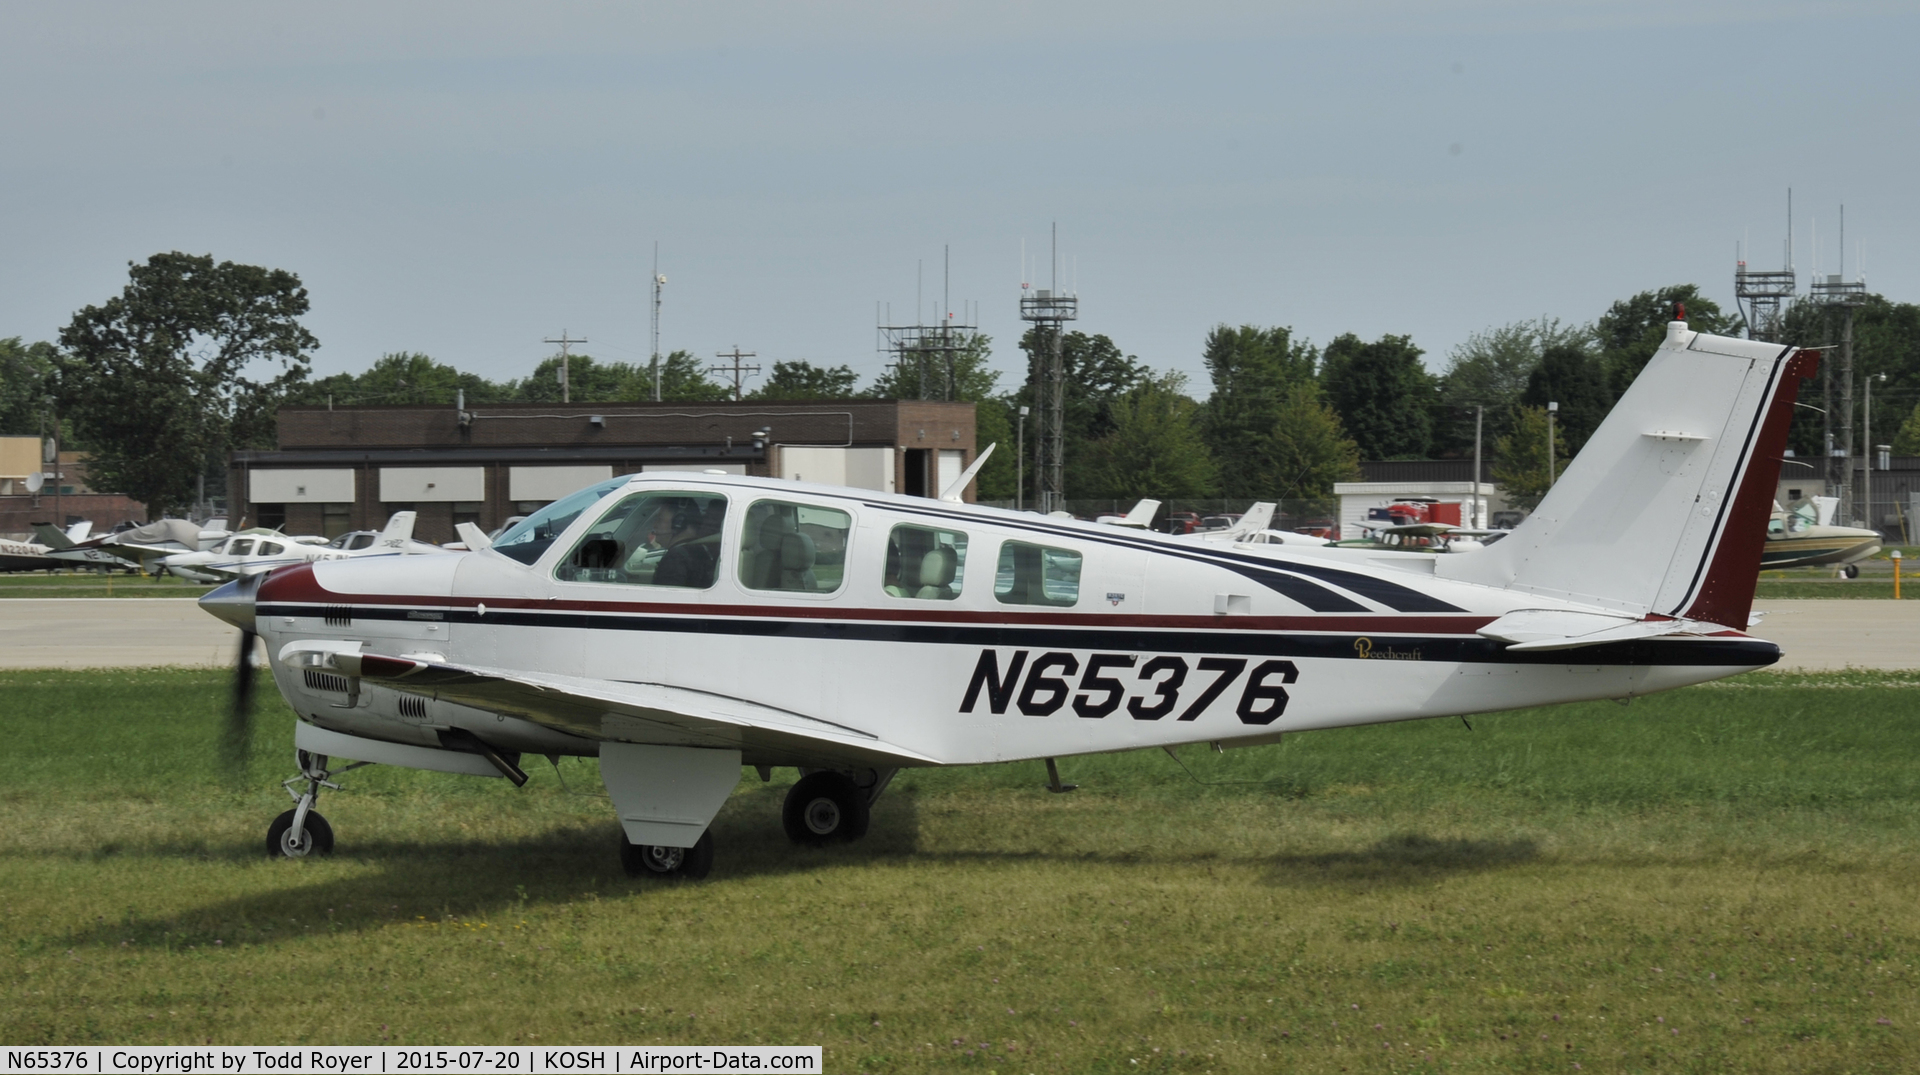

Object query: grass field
[0,573,215,598]
[2,668,1917,1072]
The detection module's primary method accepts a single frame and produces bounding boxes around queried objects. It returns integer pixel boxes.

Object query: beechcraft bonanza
[200,316,1813,879]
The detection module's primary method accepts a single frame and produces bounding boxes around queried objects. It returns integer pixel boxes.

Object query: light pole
[1472,404,1484,528]
[1864,373,1886,531]
[1017,405,1030,511]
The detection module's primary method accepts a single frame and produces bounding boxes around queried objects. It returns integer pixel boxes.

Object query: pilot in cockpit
[653,500,724,588]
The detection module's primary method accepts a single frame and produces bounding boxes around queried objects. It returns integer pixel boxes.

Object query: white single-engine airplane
[200,317,1814,878]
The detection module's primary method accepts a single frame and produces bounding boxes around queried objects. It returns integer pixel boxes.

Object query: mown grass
[2,668,1916,1072]
[0,573,214,598]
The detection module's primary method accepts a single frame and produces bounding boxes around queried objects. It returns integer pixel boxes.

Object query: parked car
[1164,512,1200,535]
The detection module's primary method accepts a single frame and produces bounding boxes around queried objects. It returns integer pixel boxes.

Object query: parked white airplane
[162,512,451,581]
[199,318,1813,879]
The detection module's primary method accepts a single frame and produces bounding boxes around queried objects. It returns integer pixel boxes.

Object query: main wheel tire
[620,829,714,880]
[782,771,871,846]
[266,809,334,858]
[1844,563,1861,579]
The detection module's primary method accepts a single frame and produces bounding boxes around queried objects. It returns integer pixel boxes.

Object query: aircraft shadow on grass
[1257,833,1541,888]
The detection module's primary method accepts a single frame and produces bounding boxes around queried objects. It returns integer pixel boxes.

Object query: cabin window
[257,541,284,557]
[738,499,851,594]
[229,538,256,557]
[993,541,1081,607]
[884,524,967,601]
[494,477,629,565]
[554,490,728,587]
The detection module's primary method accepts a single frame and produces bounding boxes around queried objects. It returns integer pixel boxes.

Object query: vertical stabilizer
[380,511,418,547]
[1436,323,1815,627]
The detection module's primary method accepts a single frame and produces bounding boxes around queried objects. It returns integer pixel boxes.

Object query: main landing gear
[781,768,894,846]
[619,830,716,880]
[266,749,366,858]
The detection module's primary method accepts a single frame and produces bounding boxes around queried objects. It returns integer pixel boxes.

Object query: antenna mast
[1019,222,1078,514]
[650,243,666,402]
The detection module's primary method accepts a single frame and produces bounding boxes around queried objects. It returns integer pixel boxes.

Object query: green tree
[868,335,1000,403]
[283,352,511,407]
[1263,382,1362,499]
[1519,343,1613,457]
[1596,284,1735,396]
[1780,294,1920,459]
[1320,332,1434,460]
[655,349,733,402]
[1492,405,1568,510]
[747,360,860,400]
[0,337,57,436]
[1433,317,1590,458]
[1893,400,1920,457]
[1077,373,1217,500]
[1200,324,1320,498]
[516,353,640,402]
[1008,330,1151,502]
[57,252,317,516]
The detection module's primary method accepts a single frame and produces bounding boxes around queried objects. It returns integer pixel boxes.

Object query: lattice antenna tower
[1808,202,1869,520]
[1018,223,1077,514]
[1734,190,1797,343]
[877,245,981,401]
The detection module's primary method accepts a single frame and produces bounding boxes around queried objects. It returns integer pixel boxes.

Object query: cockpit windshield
[491,476,631,566]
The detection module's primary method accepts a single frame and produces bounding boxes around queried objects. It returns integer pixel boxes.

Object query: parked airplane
[199,317,1811,879]
[1762,497,1881,576]
[161,512,452,581]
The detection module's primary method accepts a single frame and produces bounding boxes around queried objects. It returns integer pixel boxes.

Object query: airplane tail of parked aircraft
[1436,320,1816,629]
[32,523,76,550]
[378,511,418,547]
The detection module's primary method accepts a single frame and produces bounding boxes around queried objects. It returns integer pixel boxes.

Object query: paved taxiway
[0,597,1911,672]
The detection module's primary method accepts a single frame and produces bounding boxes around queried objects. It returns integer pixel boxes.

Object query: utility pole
[543,330,587,404]
[710,347,760,401]
[1472,404,1484,528]
[1017,405,1030,511]
[1546,401,1559,491]
[651,243,665,402]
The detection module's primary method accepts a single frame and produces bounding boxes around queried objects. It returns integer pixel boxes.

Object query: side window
[884,524,967,601]
[229,539,255,557]
[257,541,284,557]
[555,491,728,588]
[994,541,1082,607]
[738,499,852,594]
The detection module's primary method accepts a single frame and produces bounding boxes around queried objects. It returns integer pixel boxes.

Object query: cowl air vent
[303,670,349,693]
[398,695,430,719]
[324,605,353,627]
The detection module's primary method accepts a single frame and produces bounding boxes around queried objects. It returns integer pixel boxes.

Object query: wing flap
[286,641,937,768]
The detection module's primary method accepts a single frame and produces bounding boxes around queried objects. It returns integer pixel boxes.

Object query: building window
[993,541,1081,607]
[884,524,967,600]
[322,503,353,539]
[255,503,287,531]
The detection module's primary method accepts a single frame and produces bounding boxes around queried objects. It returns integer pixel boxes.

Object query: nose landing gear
[267,749,367,858]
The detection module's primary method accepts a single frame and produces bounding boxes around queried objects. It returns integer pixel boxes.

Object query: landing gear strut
[267,749,364,858]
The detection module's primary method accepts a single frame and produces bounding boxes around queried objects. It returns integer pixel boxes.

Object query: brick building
[228,399,978,543]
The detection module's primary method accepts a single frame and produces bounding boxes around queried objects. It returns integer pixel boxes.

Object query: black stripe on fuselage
[260,600,1778,668]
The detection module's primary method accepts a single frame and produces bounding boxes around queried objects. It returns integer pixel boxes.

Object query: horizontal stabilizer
[1478,608,1729,652]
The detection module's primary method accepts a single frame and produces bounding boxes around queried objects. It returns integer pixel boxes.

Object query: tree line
[9,252,1920,518]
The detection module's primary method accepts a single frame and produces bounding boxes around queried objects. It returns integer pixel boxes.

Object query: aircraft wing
[1477,609,1736,652]
[283,643,939,769]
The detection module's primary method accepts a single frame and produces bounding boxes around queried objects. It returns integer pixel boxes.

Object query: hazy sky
[2,1,1913,394]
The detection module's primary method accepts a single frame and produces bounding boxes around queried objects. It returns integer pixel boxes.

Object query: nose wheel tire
[620,829,714,880]
[266,809,334,858]
[782,771,871,846]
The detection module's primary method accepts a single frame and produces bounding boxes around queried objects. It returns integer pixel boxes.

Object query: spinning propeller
[200,575,262,777]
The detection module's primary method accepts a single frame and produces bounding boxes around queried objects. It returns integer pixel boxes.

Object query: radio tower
[1019,224,1077,514]
[878,246,981,401]
[1734,193,1796,342]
